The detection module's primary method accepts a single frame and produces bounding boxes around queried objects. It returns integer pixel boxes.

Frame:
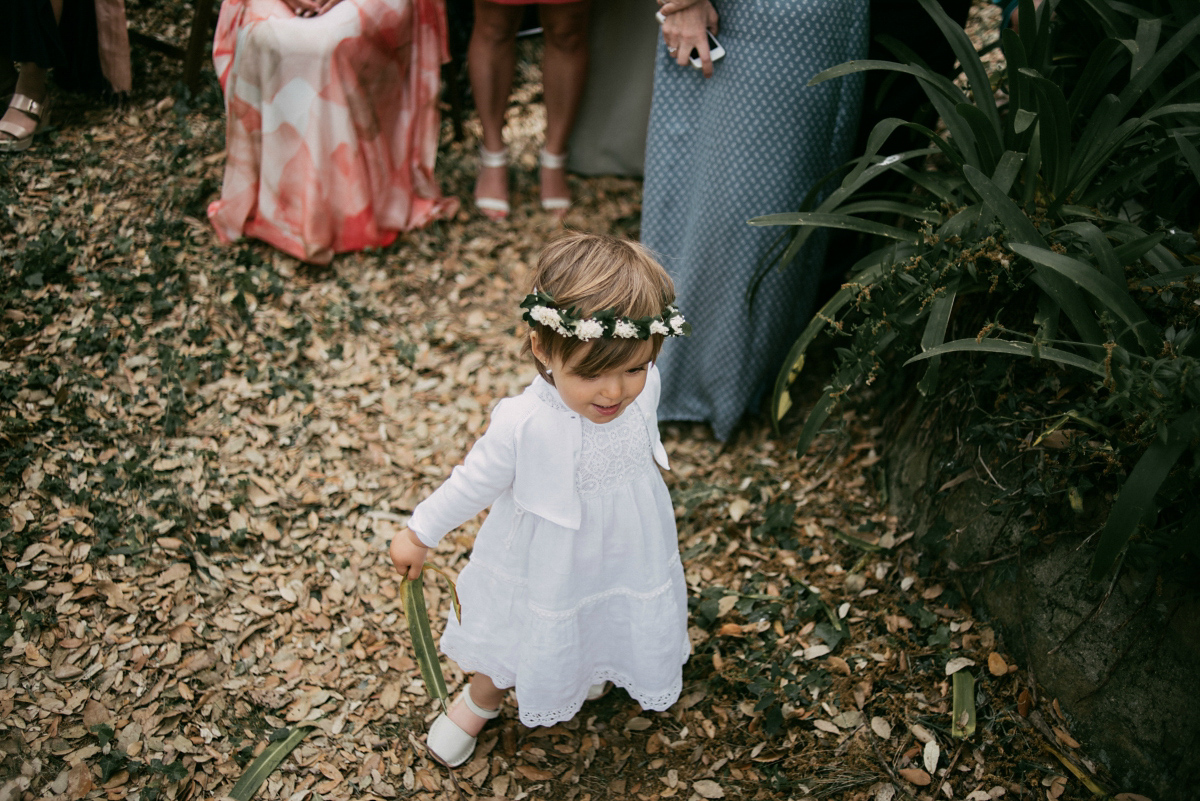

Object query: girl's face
[532,337,653,425]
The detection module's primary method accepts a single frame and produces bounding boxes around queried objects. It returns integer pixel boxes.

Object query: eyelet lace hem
[442,640,684,728]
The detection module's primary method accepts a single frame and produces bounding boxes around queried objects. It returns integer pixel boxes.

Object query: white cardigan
[408,365,670,547]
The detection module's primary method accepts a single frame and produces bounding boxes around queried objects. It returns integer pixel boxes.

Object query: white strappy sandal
[539,148,571,216]
[475,145,510,220]
[426,687,501,768]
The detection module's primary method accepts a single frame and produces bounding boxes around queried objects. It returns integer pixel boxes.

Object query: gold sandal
[0,93,52,153]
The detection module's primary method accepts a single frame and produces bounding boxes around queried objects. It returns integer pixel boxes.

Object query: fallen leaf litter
[1,3,1124,800]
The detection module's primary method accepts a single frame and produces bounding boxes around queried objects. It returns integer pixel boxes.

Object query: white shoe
[426,687,500,768]
[586,681,610,701]
[539,148,571,215]
[475,145,510,220]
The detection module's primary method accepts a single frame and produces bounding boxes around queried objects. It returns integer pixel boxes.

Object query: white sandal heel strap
[462,689,501,719]
[479,145,508,168]
[539,148,568,169]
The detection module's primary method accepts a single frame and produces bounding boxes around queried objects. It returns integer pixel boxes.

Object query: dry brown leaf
[1053,726,1081,749]
[827,656,851,675]
[898,768,932,786]
[987,652,1008,676]
[1018,688,1033,717]
[692,779,725,798]
[66,763,94,800]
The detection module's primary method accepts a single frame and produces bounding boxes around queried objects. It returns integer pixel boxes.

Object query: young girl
[390,232,692,766]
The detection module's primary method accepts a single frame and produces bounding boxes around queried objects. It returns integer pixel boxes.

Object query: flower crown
[520,289,691,342]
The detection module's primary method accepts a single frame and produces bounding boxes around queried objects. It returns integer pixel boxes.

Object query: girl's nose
[598,375,622,400]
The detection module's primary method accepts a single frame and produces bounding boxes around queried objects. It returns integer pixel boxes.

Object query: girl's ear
[529,331,549,366]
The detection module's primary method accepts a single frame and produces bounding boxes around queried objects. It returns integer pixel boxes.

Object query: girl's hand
[662,1,719,79]
[390,527,429,581]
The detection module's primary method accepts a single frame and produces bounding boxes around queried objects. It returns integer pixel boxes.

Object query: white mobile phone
[689,31,725,68]
[655,9,666,23]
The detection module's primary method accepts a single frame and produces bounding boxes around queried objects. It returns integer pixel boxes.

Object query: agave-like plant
[752,0,1200,580]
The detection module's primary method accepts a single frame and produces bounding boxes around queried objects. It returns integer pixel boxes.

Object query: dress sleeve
[407,399,522,547]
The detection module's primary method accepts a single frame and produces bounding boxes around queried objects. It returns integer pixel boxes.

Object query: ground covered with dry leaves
[1,5,1124,801]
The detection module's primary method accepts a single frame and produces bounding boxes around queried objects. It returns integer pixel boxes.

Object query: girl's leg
[1,0,63,143]
[446,673,505,737]
[467,0,522,216]
[538,0,590,210]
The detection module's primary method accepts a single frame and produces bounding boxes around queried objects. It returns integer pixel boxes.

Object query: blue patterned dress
[642,0,868,440]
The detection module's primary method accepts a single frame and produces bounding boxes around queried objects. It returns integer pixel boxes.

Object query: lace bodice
[533,382,654,499]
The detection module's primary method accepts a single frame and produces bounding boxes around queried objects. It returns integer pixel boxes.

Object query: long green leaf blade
[1109,231,1164,269]
[956,103,1002,175]
[794,391,838,457]
[1021,70,1072,198]
[1055,222,1123,285]
[424,565,462,623]
[917,0,1002,134]
[402,573,449,708]
[810,60,968,105]
[1131,17,1162,79]
[1116,12,1200,119]
[917,291,957,396]
[748,212,923,243]
[1009,243,1162,353]
[951,672,976,739]
[904,339,1106,376]
[962,164,1043,245]
[1089,411,1200,580]
[1173,130,1200,185]
[229,724,320,801]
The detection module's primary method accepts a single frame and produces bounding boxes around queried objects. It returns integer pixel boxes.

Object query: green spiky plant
[752,0,1200,581]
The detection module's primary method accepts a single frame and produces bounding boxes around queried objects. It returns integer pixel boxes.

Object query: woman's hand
[282,0,342,17]
[662,1,719,78]
[657,0,702,14]
[390,527,429,581]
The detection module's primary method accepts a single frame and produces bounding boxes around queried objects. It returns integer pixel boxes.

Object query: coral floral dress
[208,0,458,264]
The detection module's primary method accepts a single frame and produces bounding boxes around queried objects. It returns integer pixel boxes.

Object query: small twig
[866,728,905,788]
[937,743,965,798]
[977,446,1006,490]
[948,551,1019,573]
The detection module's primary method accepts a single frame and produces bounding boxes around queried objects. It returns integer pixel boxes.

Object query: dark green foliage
[754,0,1200,581]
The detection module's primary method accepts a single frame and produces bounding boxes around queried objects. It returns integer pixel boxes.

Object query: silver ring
[667,46,678,54]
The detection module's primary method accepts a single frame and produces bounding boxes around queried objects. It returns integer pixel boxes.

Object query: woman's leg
[1,0,63,143]
[467,0,522,216]
[538,0,590,209]
[446,673,505,736]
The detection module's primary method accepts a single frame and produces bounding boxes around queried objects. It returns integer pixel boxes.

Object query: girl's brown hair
[523,232,676,383]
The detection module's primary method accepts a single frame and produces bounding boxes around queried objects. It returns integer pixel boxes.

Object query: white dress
[426,380,690,727]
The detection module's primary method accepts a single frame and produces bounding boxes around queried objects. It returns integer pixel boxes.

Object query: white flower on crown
[574,319,605,341]
[649,320,670,336]
[669,315,685,335]
[530,306,562,329]
[613,320,639,339]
